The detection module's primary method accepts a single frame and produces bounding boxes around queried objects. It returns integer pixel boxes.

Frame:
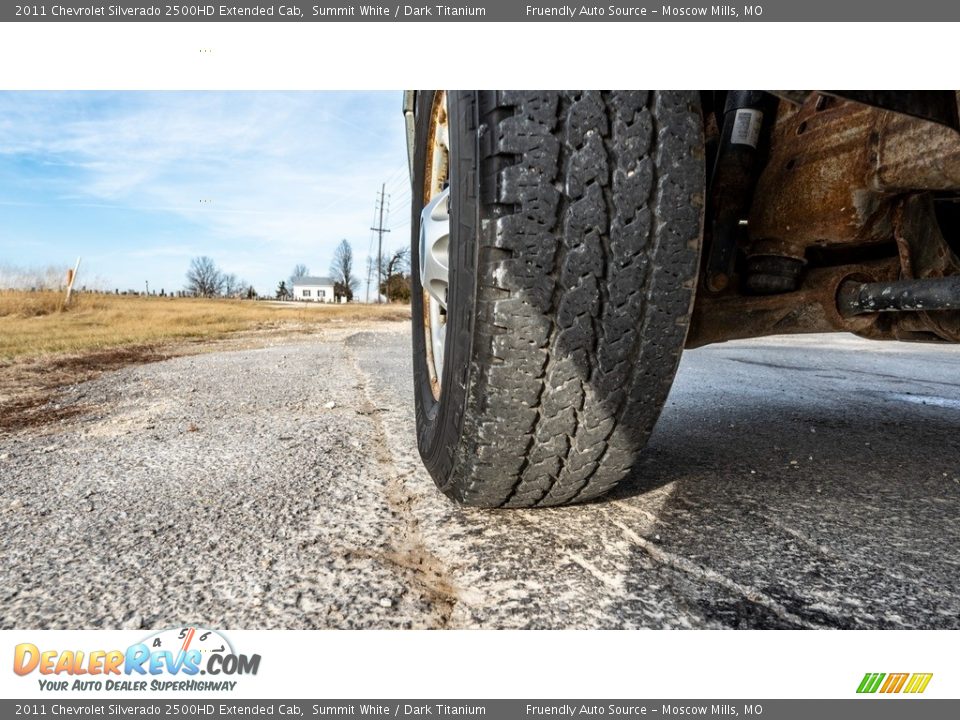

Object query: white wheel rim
[420,92,450,400]
[420,187,450,383]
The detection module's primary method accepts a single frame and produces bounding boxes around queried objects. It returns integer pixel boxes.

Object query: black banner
[3,700,958,719]
[4,1,960,22]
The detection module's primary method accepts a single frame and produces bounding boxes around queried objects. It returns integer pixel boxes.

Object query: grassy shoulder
[0,291,410,433]
[0,291,409,360]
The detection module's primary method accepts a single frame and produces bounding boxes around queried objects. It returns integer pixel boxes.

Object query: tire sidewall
[411,91,479,496]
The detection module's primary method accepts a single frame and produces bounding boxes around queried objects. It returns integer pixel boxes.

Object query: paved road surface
[2,324,958,629]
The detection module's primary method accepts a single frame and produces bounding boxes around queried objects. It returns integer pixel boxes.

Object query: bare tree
[379,247,411,303]
[223,273,246,298]
[185,256,224,297]
[329,239,358,302]
[380,247,409,282]
[290,263,309,290]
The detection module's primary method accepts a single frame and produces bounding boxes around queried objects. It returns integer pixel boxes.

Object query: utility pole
[370,182,390,303]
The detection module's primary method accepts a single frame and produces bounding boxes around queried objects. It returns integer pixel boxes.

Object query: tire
[411,91,705,508]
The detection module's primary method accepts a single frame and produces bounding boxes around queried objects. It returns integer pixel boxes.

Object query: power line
[370,182,391,304]
[384,178,408,196]
[389,195,411,215]
[383,163,410,191]
[383,162,408,186]
[391,188,411,204]
[388,209,412,230]
[364,195,378,303]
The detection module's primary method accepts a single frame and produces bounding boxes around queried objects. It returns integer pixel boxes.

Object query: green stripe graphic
[856,673,885,693]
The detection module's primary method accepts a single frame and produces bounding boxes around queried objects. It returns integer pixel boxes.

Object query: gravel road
[2,323,958,629]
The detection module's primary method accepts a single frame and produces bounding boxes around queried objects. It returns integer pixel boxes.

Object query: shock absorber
[705,91,773,293]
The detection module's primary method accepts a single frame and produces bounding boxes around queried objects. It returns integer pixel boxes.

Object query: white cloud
[0,92,413,293]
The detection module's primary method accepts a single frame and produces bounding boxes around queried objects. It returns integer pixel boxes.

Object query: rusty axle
[838,276,960,316]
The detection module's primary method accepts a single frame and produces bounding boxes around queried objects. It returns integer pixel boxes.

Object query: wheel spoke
[419,186,450,310]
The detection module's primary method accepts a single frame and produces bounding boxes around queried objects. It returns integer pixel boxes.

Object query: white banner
[1,630,954,699]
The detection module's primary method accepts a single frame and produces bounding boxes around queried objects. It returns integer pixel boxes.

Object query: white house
[292,276,336,302]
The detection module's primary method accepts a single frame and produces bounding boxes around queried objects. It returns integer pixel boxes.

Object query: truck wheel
[411,91,704,508]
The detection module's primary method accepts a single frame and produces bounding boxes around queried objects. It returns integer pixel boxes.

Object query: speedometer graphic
[140,627,234,660]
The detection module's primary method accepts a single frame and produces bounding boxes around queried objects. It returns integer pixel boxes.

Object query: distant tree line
[184,240,412,305]
[185,256,256,299]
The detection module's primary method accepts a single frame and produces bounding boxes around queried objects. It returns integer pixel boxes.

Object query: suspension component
[705,91,772,293]
[838,276,960,316]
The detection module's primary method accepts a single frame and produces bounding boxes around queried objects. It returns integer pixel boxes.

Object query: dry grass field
[0,291,408,360]
[0,291,410,432]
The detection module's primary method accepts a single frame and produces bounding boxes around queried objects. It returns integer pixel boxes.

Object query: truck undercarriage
[688,90,960,348]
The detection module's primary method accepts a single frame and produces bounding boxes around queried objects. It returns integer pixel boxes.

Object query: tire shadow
[599,348,960,628]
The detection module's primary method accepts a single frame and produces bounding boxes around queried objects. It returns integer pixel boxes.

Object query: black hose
[838,276,960,316]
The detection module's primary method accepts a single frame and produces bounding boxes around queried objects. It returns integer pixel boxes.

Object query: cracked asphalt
[1,323,958,629]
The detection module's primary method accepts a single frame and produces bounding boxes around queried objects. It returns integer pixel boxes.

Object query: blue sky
[0,91,412,297]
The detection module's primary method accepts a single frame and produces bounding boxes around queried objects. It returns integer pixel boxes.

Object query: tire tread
[443,91,703,507]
